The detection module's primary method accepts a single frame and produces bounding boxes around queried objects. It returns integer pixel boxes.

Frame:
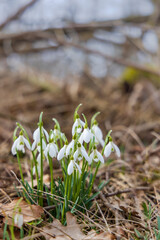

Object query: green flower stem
[32,151,39,190]
[30,158,34,188]
[72,169,77,201]
[62,174,69,223]
[16,151,24,184]
[74,158,87,201]
[16,123,39,189]
[9,225,15,240]
[88,161,100,195]
[39,112,43,207]
[48,155,54,196]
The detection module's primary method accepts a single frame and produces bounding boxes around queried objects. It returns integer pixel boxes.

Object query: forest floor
[0,68,160,239]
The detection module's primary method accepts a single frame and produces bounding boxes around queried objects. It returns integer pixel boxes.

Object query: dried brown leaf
[0,198,43,226]
[42,212,113,240]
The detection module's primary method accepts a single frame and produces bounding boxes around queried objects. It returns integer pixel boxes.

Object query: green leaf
[134,229,143,238]
[98,180,110,191]
[85,191,100,204]
[158,216,160,230]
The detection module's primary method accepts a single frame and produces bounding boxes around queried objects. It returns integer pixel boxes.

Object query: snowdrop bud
[66,139,75,156]
[44,141,58,162]
[91,123,105,147]
[104,137,120,158]
[67,160,74,175]
[72,115,85,136]
[11,134,31,155]
[33,126,49,144]
[73,143,90,162]
[79,127,93,144]
[57,144,67,160]
[67,157,82,175]
[90,146,104,164]
[14,213,23,228]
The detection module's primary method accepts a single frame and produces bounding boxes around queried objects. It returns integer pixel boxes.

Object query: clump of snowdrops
[11,104,120,224]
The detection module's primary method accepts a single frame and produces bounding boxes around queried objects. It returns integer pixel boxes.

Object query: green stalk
[39,112,43,206]
[16,123,39,189]
[30,158,33,188]
[88,161,100,194]
[48,155,54,196]
[61,174,69,223]
[16,151,24,184]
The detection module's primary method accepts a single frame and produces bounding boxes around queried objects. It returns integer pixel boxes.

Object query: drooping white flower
[90,148,104,164]
[14,213,23,228]
[66,139,75,156]
[57,144,67,160]
[44,142,58,162]
[79,128,93,144]
[67,160,81,175]
[33,126,49,143]
[104,141,120,158]
[51,129,64,141]
[11,135,31,155]
[33,153,41,176]
[32,139,46,151]
[72,117,85,136]
[73,143,90,162]
[91,124,105,147]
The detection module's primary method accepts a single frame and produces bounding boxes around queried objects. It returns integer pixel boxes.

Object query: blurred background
[0,0,160,164]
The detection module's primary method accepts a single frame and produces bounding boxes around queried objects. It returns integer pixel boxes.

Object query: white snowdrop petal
[81,149,90,162]
[42,139,47,150]
[23,137,31,150]
[83,129,91,143]
[104,142,112,157]
[72,120,78,135]
[66,140,74,156]
[93,125,103,140]
[73,149,79,161]
[33,128,40,142]
[49,144,56,158]
[74,162,82,174]
[113,143,121,158]
[67,161,74,175]
[80,119,85,127]
[43,128,49,142]
[97,151,104,163]
[31,141,37,151]
[18,214,23,228]
[99,138,105,147]
[57,146,66,160]
[11,139,18,155]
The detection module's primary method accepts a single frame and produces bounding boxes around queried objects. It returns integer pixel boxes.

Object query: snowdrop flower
[33,153,41,176]
[91,122,105,147]
[79,127,93,144]
[57,144,67,160]
[66,139,75,156]
[32,139,46,151]
[90,147,104,164]
[11,134,31,155]
[44,141,58,162]
[72,116,85,136]
[51,127,65,141]
[74,143,90,162]
[33,126,49,143]
[14,213,23,228]
[67,159,81,175]
[104,138,120,158]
